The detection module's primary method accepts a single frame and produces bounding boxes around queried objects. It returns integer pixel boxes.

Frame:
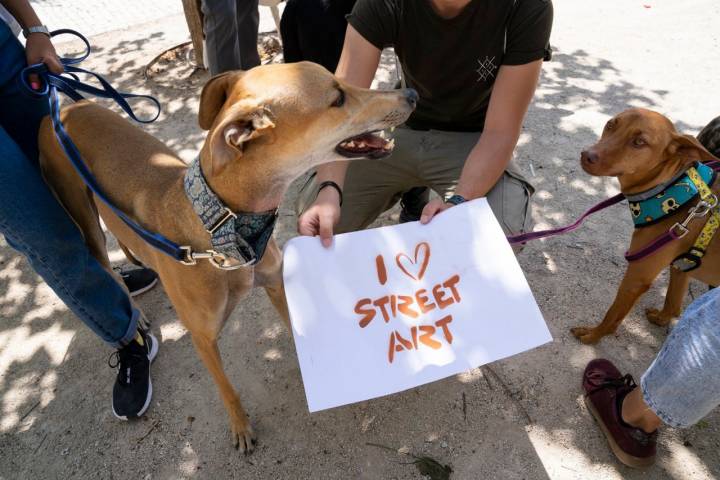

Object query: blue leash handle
[21,29,188,262]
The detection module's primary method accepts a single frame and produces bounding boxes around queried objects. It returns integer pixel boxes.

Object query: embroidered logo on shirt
[476,56,498,82]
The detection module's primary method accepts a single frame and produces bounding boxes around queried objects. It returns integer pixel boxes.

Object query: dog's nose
[404,88,419,109]
[581,150,599,164]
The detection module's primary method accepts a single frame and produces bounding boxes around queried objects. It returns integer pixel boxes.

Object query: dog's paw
[645,308,673,326]
[570,326,602,345]
[230,415,257,454]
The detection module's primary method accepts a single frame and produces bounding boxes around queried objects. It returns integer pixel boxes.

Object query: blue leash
[21,29,192,264]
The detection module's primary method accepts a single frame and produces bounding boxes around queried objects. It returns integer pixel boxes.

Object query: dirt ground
[2,1,720,479]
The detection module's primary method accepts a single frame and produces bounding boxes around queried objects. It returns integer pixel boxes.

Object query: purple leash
[505,160,720,262]
[506,194,625,245]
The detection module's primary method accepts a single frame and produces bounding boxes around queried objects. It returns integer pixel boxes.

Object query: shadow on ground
[1,22,718,480]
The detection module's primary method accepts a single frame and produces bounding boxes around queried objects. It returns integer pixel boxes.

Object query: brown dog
[570,108,720,344]
[38,62,416,452]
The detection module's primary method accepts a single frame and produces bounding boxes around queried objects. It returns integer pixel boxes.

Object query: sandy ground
[2,1,720,479]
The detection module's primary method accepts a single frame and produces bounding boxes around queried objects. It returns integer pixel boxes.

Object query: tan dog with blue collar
[38,62,416,452]
[571,108,720,344]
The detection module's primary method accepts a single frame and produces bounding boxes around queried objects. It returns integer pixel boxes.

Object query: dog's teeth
[390,126,396,132]
[348,141,357,148]
[384,139,395,150]
[378,131,387,138]
[340,141,350,148]
[357,141,367,148]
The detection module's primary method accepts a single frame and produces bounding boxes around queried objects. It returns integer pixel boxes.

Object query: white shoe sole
[129,277,159,297]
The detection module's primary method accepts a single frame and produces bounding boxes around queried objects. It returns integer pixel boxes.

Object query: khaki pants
[297,127,535,236]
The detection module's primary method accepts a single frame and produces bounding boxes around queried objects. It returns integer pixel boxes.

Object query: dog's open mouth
[336,131,394,159]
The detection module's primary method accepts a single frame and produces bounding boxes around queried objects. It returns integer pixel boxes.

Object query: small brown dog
[38,62,416,452]
[571,108,720,344]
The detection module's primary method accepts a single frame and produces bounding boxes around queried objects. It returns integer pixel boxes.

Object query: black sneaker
[398,186,430,223]
[109,329,159,420]
[115,266,159,297]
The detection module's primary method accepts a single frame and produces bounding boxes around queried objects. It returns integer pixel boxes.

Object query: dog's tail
[698,116,720,158]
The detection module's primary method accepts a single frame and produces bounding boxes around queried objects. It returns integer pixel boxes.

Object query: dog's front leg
[571,269,654,344]
[265,283,291,332]
[256,241,291,332]
[645,267,689,326]
[191,333,257,453]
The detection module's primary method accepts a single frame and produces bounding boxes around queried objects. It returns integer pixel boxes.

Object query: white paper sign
[283,198,551,412]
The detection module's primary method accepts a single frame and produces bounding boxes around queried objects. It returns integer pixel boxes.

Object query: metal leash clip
[179,246,254,270]
[670,197,717,238]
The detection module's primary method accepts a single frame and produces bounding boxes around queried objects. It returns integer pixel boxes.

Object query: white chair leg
[271,5,282,45]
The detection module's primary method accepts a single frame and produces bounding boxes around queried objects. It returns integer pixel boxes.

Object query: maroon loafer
[583,359,657,468]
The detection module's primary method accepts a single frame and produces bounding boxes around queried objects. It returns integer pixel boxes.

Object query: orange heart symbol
[395,242,431,281]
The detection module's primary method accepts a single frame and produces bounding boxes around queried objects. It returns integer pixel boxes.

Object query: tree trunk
[182,0,205,69]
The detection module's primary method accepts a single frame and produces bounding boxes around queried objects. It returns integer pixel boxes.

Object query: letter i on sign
[376,254,387,285]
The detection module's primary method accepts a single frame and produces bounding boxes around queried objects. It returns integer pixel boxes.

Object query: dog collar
[626,163,716,228]
[184,157,277,266]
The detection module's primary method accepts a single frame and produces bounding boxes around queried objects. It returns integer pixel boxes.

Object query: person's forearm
[314,26,379,188]
[455,129,519,199]
[315,161,350,188]
[1,0,43,29]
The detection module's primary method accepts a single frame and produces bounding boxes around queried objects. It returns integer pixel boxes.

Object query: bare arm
[1,0,42,29]
[421,60,543,222]
[1,0,63,84]
[297,25,381,245]
[313,25,382,192]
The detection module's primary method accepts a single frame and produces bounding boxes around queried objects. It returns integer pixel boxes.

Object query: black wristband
[317,180,343,206]
[445,194,467,206]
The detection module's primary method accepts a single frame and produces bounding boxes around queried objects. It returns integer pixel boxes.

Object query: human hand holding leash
[1,0,63,88]
[24,31,63,88]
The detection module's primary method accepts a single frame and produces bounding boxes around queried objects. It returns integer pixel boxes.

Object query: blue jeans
[0,22,138,348]
[641,287,720,427]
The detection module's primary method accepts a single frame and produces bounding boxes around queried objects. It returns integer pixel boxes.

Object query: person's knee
[487,172,534,237]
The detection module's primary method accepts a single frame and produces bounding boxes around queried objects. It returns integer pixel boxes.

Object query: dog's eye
[331,89,345,108]
[605,121,615,131]
[632,137,646,148]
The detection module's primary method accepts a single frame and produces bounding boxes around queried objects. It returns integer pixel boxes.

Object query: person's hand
[24,32,63,90]
[419,197,453,224]
[297,187,342,248]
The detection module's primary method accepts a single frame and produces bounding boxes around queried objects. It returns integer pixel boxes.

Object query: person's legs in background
[0,25,158,419]
[201,0,260,75]
[583,288,720,468]
[236,0,260,69]
[280,0,353,72]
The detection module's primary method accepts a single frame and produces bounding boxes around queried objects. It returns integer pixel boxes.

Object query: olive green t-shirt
[347,0,553,131]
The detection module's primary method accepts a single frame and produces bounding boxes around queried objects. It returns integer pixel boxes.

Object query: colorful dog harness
[670,166,720,271]
[625,163,716,227]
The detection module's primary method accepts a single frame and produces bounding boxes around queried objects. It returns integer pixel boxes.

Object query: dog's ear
[667,133,720,164]
[198,71,243,130]
[207,106,276,175]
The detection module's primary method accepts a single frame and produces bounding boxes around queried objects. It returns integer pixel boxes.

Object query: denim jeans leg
[640,288,720,427]
[0,26,138,348]
[0,126,139,347]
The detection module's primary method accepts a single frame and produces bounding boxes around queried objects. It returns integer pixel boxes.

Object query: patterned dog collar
[626,163,716,228]
[184,157,277,265]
